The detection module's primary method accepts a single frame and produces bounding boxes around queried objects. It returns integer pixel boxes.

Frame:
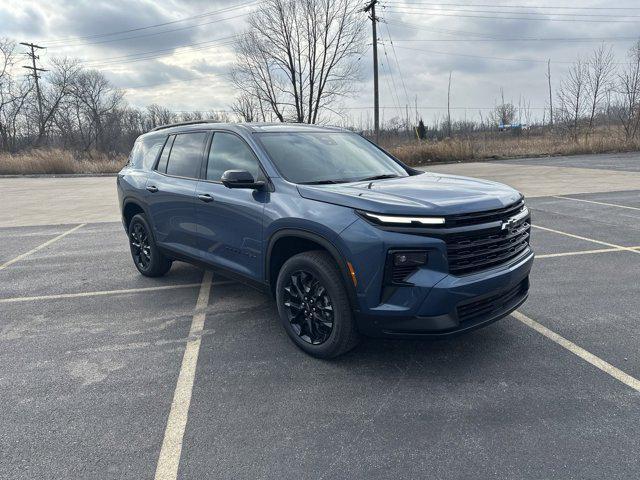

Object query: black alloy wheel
[127,213,172,277]
[283,270,334,345]
[130,222,151,271]
[276,250,359,358]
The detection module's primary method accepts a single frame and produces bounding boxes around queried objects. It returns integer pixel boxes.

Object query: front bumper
[355,250,534,338]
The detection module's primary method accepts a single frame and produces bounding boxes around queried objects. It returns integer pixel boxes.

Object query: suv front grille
[361,198,532,277]
[447,220,530,275]
[443,200,526,228]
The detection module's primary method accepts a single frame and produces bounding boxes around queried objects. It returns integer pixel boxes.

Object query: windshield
[256,132,408,184]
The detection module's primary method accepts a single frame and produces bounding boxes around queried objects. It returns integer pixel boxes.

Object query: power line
[390,44,630,65]
[382,6,640,22]
[389,37,640,43]
[116,44,373,92]
[382,2,640,11]
[340,105,548,110]
[83,38,240,68]
[78,35,241,64]
[47,10,255,49]
[384,19,640,43]
[385,19,502,39]
[44,1,261,45]
[117,74,219,90]
[382,22,410,107]
[379,41,404,117]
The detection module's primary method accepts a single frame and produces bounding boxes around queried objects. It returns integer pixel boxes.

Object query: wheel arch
[266,229,359,312]
[122,198,149,231]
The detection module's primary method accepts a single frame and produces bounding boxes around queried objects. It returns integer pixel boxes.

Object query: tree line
[0,38,230,156]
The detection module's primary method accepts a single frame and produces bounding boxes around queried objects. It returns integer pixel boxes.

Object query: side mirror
[221,170,265,190]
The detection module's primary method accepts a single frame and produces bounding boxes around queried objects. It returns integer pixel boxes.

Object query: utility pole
[364,0,379,142]
[20,42,48,135]
[546,59,553,128]
[447,71,452,137]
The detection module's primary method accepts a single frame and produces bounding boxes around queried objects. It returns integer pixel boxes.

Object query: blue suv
[117,122,533,358]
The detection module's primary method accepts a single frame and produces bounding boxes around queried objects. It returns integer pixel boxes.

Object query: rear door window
[165,132,208,178]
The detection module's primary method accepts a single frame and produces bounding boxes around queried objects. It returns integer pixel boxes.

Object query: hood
[296,172,522,216]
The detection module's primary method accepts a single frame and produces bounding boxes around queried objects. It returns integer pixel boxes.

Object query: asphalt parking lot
[1,153,640,479]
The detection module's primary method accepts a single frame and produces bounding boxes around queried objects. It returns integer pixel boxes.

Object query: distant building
[498,123,529,132]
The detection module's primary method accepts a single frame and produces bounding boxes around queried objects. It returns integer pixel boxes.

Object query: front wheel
[128,213,172,277]
[276,250,359,358]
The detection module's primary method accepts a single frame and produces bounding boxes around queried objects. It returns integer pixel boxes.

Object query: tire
[128,213,172,277]
[275,250,359,358]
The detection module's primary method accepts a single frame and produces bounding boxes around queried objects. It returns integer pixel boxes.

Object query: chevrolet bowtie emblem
[501,207,529,230]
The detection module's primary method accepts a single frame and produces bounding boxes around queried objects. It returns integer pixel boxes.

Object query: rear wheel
[276,250,359,358]
[128,213,172,277]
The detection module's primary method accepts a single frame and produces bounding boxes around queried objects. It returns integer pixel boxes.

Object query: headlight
[361,211,445,225]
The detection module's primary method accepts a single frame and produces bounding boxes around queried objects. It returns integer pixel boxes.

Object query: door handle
[197,193,214,203]
[146,185,158,193]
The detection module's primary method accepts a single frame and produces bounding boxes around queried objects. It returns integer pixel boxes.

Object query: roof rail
[151,120,217,132]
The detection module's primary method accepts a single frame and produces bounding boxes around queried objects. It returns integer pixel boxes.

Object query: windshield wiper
[299,179,348,185]
[356,174,400,182]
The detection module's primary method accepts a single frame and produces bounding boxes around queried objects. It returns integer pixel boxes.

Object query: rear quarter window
[127,141,143,168]
[128,135,167,169]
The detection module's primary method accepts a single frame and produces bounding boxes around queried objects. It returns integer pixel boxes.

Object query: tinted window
[129,135,166,169]
[257,132,407,184]
[156,135,174,173]
[141,135,166,169]
[127,141,143,168]
[165,132,208,178]
[206,132,261,181]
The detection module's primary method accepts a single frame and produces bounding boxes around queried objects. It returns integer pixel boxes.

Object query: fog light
[386,250,429,285]
[393,251,427,266]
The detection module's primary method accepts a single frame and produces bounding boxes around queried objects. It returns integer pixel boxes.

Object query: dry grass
[388,130,640,166]
[1,129,638,175]
[0,148,127,175]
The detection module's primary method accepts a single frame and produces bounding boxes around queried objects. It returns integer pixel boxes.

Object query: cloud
[0,4,46,37]
[3,0,639,122]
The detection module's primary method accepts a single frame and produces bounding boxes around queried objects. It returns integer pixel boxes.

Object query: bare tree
[145,104,175,129]
[179,111,203,122]
[557,58,588,140]
[616,40,640,140]
[69,69,123,151]
[36,57,80,144]
[0,38,32,151]
[586,44,616,131]
[231,92,262,122]
[490,88,516,127]
[230,0,366,124]
[0,38,14,92]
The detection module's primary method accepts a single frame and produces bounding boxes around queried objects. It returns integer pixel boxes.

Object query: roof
[145,121,349,136]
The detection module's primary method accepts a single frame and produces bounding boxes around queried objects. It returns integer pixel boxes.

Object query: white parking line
[0,223,85,271]
[513,311,640,392]
[536,246,640,259]
[533,225,640,255]
[0,284,202,304]
[553,195,640,211]
[155,270,213,480]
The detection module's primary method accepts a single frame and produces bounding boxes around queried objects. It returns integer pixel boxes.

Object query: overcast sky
[2,0,640,126]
